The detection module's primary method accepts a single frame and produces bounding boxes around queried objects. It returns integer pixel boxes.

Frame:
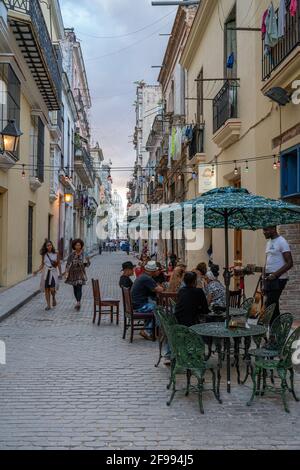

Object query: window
[281,145,300,198]
[224,5,237,78]
[0,63,21,156]
[196,69,204,124]
[30,116,45,183]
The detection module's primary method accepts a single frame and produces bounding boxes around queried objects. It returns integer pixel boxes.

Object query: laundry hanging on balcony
[278,0,287,37]
[290,0,298,17]
[264,3,279,53]
[169,127,182,161]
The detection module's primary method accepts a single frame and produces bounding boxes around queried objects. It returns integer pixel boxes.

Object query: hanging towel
[261,9,269,39]
[226,52,235,69]
[265,3,279,49]
[278,0,287,37]
[290,0,298,16]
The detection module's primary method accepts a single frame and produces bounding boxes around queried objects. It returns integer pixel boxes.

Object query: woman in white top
[35,241,62,311]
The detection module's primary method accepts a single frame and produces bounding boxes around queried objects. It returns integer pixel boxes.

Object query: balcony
[262,4,300,87]
[74,144,94,188]
[212,81,241,149]
[4,0,62,110]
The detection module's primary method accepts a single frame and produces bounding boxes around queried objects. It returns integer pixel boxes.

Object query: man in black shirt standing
[175,272,209,327]
[119,262,135,290]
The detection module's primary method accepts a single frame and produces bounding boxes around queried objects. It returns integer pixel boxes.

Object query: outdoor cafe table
[190,323,267,393]
[205,307,247,322]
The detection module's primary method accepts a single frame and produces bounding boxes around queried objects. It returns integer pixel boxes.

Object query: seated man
[119,262,135,290]
[131,261,164,340]
[175,272,209,327]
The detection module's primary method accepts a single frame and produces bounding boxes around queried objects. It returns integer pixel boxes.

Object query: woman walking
[35,240,62,311]
[65,239,90,311]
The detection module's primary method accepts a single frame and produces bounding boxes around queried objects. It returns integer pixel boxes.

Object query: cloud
[60,0,176,202]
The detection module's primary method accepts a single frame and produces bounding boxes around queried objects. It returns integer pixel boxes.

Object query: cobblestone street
[0,253,299,450]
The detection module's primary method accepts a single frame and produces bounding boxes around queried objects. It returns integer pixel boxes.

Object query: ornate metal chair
[92,279,120,326]
[247,326,300,413]
[242,313,293,386]
[155,293,178,367]
[121,287,156,343]
[155,307,178,380]
[166,324,222,414]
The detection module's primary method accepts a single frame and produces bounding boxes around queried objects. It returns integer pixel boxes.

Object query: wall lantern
[64,193,73,203]
[0,120,23,154]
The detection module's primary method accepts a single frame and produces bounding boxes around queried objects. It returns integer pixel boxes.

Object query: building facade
[0,0,63,287]
[179,0,300,314]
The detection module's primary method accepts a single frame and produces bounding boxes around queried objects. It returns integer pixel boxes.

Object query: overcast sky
[60,0,176,204]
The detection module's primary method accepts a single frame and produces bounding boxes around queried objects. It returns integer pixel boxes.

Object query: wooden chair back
[92,279,102,303]
[122,287,133,316]
[158,292,177,315]
[229,290,242,308]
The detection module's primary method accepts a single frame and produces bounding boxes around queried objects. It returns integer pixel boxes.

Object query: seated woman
[167,264,186,293]
[175,272,209,327]
[194,262,208,292]
[206,264,226,312]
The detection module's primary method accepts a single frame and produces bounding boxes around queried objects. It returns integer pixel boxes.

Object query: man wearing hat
[131,261,164,340]
[119,262,136,290]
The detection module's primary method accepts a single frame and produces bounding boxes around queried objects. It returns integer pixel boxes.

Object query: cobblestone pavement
[0,253,300,450]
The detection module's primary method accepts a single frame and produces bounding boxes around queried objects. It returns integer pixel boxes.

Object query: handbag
[47,254,58,269]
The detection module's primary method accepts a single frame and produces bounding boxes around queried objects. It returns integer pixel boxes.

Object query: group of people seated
[119,257,227,343]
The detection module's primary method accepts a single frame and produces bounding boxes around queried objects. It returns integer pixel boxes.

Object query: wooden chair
[121,287,156,343]
[92,279,120,326]
[229,290,242,308]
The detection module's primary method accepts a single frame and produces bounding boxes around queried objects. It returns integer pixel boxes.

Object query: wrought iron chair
[166,324,222,414]
[242,312,293,385]
[121,287,156,343]
[155,307,178,379]
[247,326,300,413]
[155,293,178,367]
[92,279,120,326]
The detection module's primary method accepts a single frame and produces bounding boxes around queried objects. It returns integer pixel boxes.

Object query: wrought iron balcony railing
[262,4,300,80]
[4,0,62,110]
[213,81,238,134]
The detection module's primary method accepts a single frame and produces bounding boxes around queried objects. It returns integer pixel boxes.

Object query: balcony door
[224,5,237,79]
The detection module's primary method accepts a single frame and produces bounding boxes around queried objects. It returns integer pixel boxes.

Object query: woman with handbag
[65,239,91,311]
[34,240,62,311]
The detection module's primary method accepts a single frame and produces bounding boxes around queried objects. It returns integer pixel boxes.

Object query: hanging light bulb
[192,171,197,180]
[234,161,238,176]
[245,161,249,173]
[211,164,215,176]
[178,174,182,181]
[273,156,278,170]
[277,155,281,169]
[22,164,26,179]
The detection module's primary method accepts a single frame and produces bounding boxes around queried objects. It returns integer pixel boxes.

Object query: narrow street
[0,252,299,451]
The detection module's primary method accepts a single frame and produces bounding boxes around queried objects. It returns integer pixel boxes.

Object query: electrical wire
[76,10,177,39]
[86,18,174,61]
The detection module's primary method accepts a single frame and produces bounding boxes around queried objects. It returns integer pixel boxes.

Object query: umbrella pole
[224,210,231,393]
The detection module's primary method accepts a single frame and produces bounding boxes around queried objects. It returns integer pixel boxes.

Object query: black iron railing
[4,0,62,107]
[262,4,300,80]
[213,81,238,134]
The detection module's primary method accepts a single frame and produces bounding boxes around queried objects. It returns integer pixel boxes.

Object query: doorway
[28,205,34,275]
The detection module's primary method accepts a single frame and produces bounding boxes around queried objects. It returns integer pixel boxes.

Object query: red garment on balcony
[261,9,269,39]
[290,0,298,17]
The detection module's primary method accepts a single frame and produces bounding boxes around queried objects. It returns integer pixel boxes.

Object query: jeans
[265,278,288,324]
[73,285,83,303]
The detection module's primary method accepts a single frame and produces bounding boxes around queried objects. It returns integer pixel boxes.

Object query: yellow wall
[0,93,55,287]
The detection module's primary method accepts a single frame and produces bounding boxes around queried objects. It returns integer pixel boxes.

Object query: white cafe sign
[198,164,217,194]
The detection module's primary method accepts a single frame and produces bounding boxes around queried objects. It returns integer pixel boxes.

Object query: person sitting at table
[194,262,208,292]
[175,272,209,327]
[167,264,187,293]
[206,265,226,312]
[153,262,167,286]
[119,261,135,290]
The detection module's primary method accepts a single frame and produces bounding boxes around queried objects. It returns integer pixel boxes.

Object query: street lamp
[64,193,73,204]
[0,120,23,154]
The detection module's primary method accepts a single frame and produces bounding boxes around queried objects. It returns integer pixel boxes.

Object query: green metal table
[190,323,267,393]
